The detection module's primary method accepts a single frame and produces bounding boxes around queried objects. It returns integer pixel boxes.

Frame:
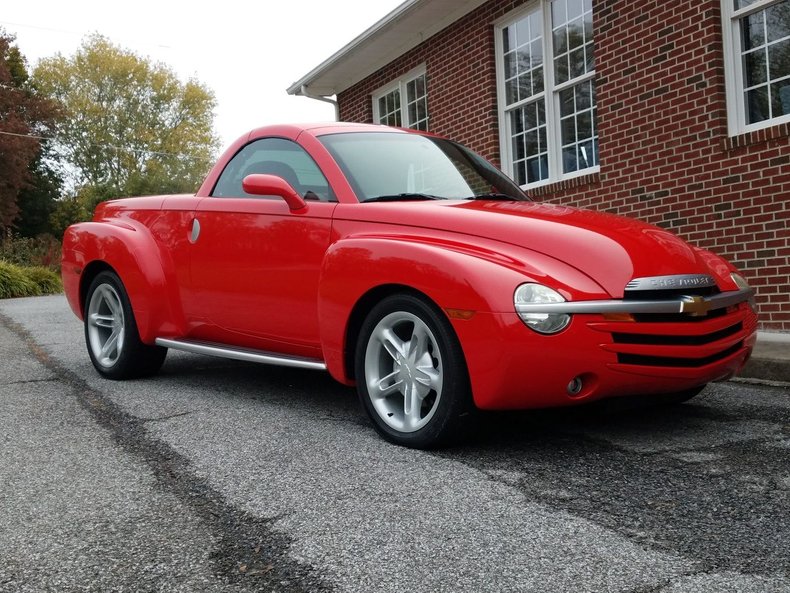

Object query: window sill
[722,121,790,152]
[525,171,601,198]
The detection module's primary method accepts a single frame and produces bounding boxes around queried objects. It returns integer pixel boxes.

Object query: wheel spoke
[105,289,122,319]
[403,383,423,430]
[377,327,406,361]
[89,313,115,329]
[415,365,441,390]
[101,329,120,358]
[407,324,430,362]
[374,370,404,399]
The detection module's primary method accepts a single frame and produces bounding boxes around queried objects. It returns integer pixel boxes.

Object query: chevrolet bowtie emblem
[680,295,711,316]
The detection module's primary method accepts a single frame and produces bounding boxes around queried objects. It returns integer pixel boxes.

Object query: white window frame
[372,65,429,130]
[495,0,599,189]
[722,0,790,136]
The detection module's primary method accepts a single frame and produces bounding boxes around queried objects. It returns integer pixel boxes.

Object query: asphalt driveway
[1,295,788,592]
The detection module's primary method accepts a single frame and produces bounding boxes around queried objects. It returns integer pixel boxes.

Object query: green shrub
[23,266,63,294]
[0,261,41,299]
[0,234,61,270]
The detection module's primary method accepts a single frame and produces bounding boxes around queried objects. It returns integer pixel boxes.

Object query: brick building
[288,0,790,331]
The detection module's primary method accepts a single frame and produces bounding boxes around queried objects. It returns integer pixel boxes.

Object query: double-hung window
[722,0,790,135]
[496,0,598,187]
[372,67,429,131]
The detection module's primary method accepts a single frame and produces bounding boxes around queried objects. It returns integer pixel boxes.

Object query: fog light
[567,377,583,395]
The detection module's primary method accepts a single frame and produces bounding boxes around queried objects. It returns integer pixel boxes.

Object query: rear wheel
[355,294,475,448]
[84,271,167,379]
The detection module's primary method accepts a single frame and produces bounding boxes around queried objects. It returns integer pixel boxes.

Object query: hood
[336,200,723,297]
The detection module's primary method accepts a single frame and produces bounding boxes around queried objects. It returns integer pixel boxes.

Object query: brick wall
[337,0,790,331]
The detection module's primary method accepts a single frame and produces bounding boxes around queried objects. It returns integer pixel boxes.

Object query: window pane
[746,86,770,122]
[568,0,583,20]
[742,10,765,50]
[552,0,566,25]
[555,55,569,84]
[416,75,425,97]
[408,102,417,126]
[533,66,545,94]
[561,117,576,146]
[769,38,790,79]
[553,25,568,55]
[771,79,790,115]
[505,52,517,78]
[506,79,519,104]
[568,18,584,50]
[503,26,515,53]
[766,1,790,42]
[559,87,575,117]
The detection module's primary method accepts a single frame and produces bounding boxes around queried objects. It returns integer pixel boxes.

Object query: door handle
[189,218,201,243]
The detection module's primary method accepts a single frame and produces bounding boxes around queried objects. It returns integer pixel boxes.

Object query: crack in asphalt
[0,311,332,593]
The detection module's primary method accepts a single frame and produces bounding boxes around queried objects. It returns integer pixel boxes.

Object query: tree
[33,34,219,199]
[0,30,61,232]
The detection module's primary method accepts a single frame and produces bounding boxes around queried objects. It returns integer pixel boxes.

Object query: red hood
[336,200,726,297]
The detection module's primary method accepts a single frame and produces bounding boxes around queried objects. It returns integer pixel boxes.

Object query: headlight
[514,283,571,334]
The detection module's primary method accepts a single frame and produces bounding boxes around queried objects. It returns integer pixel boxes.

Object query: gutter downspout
[300,85,340,121]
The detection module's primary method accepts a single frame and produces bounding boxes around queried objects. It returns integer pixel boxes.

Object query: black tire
[355,293,475,448]
[84,271,167,379]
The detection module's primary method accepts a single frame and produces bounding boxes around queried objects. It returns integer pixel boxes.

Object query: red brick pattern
[337,0,790,330]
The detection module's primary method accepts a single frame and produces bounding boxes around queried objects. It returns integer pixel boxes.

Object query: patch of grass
[24,266,63,295]
[0,261,40,299]
[0,261,63,299]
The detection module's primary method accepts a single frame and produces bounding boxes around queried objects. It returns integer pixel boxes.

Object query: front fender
[317,235,607,386]
[61,217,182,344]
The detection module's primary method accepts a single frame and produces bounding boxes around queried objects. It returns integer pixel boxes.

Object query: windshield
[318,132,529,202]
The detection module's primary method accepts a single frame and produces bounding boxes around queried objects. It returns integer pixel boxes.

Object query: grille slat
[612,322,743,346]
[617,342,743,368]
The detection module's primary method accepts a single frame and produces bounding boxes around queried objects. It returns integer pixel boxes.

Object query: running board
[154,338,327,371]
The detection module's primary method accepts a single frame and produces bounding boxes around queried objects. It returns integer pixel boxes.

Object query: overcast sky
[1,0,404,149]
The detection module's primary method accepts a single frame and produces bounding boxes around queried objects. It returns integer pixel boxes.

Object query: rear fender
[61,218,183,344]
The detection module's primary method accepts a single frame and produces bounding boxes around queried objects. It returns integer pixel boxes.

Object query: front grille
[600,282,749,370]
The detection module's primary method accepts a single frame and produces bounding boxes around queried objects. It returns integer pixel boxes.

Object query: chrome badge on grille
[625,274,717,291]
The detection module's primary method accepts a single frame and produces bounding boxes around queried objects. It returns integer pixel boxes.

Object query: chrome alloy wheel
[363,311,444,433]
[86,283,126,368]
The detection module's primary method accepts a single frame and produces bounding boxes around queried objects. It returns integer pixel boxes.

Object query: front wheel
[84,271,167,379]
[355,294,475,448]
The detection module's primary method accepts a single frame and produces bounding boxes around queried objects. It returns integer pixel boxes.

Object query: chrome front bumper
[515,288,755,316]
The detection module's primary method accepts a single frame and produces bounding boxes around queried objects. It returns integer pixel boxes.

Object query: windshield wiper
[470,193,518,201]
[362,193,447,203]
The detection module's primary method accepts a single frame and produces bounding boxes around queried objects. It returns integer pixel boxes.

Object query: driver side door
[187,137,337,359]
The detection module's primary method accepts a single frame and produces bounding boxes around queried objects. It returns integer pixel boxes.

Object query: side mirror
[241,174,307,211]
